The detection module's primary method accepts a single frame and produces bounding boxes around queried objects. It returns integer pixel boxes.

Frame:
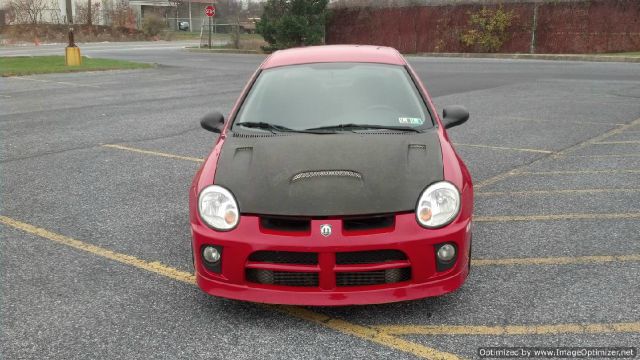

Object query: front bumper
[192,213,471,306]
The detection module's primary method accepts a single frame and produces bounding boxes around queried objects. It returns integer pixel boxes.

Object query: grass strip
[1,55,153,76]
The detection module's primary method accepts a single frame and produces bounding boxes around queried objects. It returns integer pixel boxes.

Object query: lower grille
[336,268,411,287]
[245,249,411,288]
[246,269,319,287]
[248,251,318,265]
[336,250,407,264]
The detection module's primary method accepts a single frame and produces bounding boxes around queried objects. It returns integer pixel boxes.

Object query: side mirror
[200,112,225,133]
[442,106,469,129]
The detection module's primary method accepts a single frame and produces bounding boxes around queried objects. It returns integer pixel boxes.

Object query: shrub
[142,14,166,37]
[108,0,136,29]
[257,0,328,52]
[461,6,517,53]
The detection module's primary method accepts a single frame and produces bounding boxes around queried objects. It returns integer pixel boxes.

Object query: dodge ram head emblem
[320,224,332,237]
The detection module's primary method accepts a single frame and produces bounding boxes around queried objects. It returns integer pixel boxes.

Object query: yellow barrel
[65,47,82,66]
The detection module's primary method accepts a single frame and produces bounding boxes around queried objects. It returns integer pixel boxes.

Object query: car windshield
[233,62,433,132]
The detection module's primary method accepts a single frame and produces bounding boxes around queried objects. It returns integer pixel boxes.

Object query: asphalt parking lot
[1,44,639,359]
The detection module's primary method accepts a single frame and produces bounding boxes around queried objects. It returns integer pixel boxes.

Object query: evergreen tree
[257,0,329,52]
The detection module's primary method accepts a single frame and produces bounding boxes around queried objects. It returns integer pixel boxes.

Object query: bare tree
[226,0,242,48]
[47,0,64,24]
[109,0,134,28]
[75,1,100,25]
[10,0,47,24]
[167,0,183,29]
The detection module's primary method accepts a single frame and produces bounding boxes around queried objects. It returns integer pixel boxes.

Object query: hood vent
[291,170,362,183]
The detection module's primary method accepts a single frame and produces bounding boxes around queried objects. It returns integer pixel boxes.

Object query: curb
[411,52,640,63]
[184,47,260,54]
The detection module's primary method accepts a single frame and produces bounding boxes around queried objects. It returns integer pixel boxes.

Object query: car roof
[261,45,406,69]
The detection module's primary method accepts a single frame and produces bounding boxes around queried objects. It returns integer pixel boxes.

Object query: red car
[189,45,473,305]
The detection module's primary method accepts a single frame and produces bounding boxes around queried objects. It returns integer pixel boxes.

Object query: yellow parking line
[374,322,640,336]
[579,117,640,145]
[555,154,640,158]
[518,169,640,175]
[453,143,553,154]
[592,141,640,145]
[9,76,101,88]
[495,116,625,127]
[277,306,460,360]
[475,170,521,189]
[0,215,459,360]
[475,117,640,189]
[0,215,196,284]
[102,144,204,163]
[473,170,640,189]
[475,213,640,222]
[474,170,640,183]
[473,254,640,267]
[476,188,640,196]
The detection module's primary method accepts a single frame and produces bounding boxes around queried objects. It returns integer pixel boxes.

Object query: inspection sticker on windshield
[398,117,424,125]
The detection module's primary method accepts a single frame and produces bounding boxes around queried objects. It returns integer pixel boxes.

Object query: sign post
[65,0,81,65]
[205,5,215,48]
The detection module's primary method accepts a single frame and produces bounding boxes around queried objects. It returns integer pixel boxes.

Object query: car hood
[214,131,443,217]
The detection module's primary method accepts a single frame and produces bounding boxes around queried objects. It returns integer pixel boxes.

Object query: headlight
[416,181,460,228]
[198,185,239,230]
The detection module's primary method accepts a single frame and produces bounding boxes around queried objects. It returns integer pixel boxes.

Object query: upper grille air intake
[291,170,362,183]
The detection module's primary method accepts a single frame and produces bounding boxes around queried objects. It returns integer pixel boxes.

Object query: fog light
[202,246,221,263]
[437,243,456,262]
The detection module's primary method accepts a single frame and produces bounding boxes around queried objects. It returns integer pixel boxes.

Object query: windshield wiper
[235,122,327,134]
[305,123,423,133]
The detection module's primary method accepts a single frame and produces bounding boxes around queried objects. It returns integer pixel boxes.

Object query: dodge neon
[189,45,473,305]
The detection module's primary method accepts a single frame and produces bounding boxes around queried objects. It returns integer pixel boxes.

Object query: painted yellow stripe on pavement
[555,154,640,158]
[102,144,204,163]
[453,143,553,154]
[9,76,101,88]
[0,215,196,284]
[495,116,625,127]
[0,215,459,360]
[374,322,640,336]
[475,117,640,189]
[476,188,640,196]
[593,141,640,145]
[472,254,640,267]
[518,169,640,175]
[474,213,640,222]
[277,306,460,360]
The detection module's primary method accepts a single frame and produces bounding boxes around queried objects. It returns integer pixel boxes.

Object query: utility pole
[65,0,81,65]
[87,0,92,26]
[530,4,538,54]
[65,0,73,42]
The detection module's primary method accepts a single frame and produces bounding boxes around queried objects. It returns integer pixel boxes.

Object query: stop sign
[205,5,215,17]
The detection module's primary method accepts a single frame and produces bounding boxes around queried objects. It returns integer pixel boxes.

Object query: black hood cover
[214,132,443,217]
